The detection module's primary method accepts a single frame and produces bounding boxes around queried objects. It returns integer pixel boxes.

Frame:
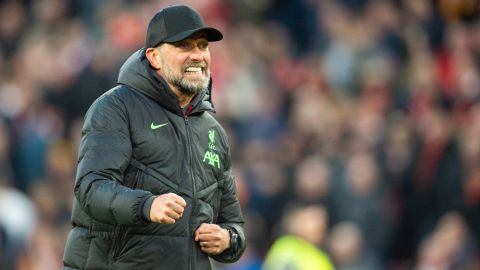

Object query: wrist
[225,227,238,251]
[141,195,157,222]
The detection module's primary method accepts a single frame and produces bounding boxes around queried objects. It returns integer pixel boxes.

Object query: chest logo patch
[151,122,168,129]
[203,129,220,169]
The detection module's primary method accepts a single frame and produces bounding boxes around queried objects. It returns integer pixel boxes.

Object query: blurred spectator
[292,155,332,207]
[242,141,289,231]
[0,1,27,59]
[415,211,480,270]
[263,204,334,270]
[330,150,393,261]
[0,184,37,270]
[16,222,67,270]
[0,119,13,183]
[327,221,380,270]
[399,109,464,258]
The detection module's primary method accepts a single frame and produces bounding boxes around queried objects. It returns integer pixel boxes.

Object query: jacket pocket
[213,178,225,222]
[131,169,143,189]
[109,226,128,259]
[129,158,185,196]
[213,190,221,223]
[195,179,224,223]
[106,165,141,260]
[123,164,144,189]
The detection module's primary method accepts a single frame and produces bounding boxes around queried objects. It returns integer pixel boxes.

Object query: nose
[189,46,204,62]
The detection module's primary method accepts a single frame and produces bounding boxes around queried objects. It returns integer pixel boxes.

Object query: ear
[145,47,162,70]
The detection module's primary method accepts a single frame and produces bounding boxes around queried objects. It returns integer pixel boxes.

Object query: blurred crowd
[0,0,479,269]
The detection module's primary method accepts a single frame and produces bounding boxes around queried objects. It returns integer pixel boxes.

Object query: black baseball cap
[145,5,223,48]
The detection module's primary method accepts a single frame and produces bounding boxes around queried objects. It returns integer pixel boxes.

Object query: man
[63,5,245,270]
[263,204,334,270]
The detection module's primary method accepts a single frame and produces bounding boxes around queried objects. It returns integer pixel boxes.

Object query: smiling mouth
[184,66,203,74]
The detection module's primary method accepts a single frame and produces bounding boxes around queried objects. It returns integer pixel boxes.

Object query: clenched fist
[150,193,186,224]
[195,223,230,255]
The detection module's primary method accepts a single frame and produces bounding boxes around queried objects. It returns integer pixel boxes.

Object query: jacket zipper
[110,169,142,262]
[184,114,197,270]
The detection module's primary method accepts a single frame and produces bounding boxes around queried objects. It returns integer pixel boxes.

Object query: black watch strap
[227,228,238,250]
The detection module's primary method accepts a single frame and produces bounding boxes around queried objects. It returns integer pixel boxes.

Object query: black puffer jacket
[63,49,245,270]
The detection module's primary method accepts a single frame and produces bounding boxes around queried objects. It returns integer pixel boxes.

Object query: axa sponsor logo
[203,129,220,169]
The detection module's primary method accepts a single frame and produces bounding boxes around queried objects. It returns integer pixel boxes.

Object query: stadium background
[0,0,479,269]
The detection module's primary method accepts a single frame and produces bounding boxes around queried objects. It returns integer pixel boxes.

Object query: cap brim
[163,27,223,43]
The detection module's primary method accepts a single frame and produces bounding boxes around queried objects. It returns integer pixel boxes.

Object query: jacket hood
[117,48,215,115]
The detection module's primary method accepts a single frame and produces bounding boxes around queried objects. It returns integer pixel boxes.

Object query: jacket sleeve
[74,93,152,225]
[211,145,246,263]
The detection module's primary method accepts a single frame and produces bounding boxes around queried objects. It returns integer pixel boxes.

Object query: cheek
[203,54,211,73]
[177,56,191,69]
[165,58,183,73]
[204,53,211,66]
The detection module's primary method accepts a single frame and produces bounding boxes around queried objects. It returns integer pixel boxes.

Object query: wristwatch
[226,228,238,250]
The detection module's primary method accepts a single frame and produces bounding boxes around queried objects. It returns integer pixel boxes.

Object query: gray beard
[160,59,210,96]
[169,75,210,96]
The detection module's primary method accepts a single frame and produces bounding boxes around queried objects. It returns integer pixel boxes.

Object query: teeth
[185,67,202,72]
